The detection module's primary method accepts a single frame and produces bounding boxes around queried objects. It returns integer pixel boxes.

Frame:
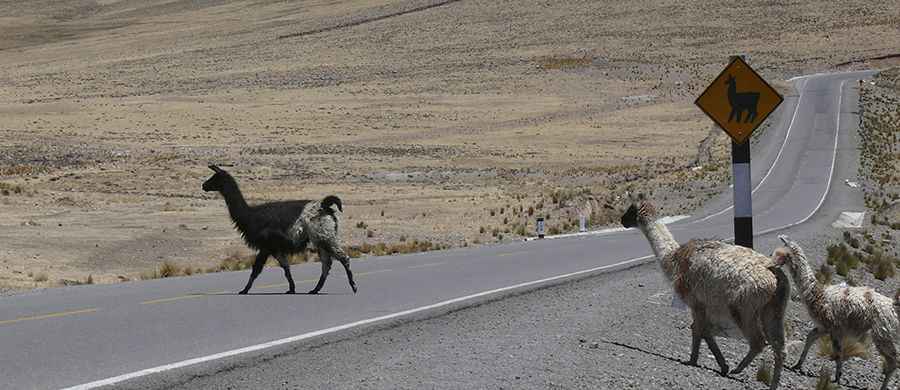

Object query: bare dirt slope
[0,0,897,289]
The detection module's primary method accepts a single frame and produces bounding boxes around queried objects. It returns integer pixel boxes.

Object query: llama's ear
[778,235,790,245]
[208,165,222,173]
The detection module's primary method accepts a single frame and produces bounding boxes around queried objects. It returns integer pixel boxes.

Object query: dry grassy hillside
[0,0,897,289]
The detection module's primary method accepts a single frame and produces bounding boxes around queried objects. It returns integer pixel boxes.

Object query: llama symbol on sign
[726,74,760,123]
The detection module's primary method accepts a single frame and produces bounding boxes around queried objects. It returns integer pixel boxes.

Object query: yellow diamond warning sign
[695,57,783,144]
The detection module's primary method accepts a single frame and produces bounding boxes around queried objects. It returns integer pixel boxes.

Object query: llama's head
[202,165,236,193]
[620,195,657,228]
[772,235,806,268]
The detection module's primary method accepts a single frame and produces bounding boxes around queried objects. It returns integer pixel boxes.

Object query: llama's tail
[770,266,791,312]
[321,195,343,213]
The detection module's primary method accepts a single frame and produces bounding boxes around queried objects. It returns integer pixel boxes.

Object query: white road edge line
[693,77,805,223]
[61,255,654,390]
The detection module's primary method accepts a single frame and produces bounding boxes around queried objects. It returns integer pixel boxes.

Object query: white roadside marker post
[536,217,545,239]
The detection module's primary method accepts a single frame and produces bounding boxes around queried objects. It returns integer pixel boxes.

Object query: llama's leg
[338,258,356,293]
[729,109,737,122]
[792,327,824,370]
[325,243,356,293]
[729,305,762,375]
[731,328,765,375]
[762,310,786,390]
[687,306,728,375]
[274,254,296,294]
[336,254,356,293]
[703,334,729,376]
[687,310,704,366]
[873,335,898,390]
[831,334,843,383]
[688,320,702,366]
[239,251,268,295]
[309,249,332,294]
[747,108,758,123]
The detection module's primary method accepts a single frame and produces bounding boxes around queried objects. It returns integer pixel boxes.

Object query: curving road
[0,70,872,390]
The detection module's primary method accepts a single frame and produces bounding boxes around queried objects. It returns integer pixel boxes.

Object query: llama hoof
[351,285,358,294]
[238,290,249,295]
[720,367,731,377]
[684,360,699,367]
[285,290,296,294]
[307,290,319,295]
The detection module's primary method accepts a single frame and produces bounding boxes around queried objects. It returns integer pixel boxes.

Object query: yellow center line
[257,277,318,289]
[258,269,392,289]
[257,283,289,289]
[407,262,445,269]
[140,291,228,305]
[497,251,529,257]
[0,307,98,326]
[356,269,392,276]
[145,269,396,303]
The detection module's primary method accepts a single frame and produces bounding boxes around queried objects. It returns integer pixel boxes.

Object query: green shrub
[755,360,772,386]
[815,264,833,286]
[158,261,181,278]
[817,334,869,360]
[867,250,897,280]
[827,243,861,271]
[514,224,527,236]
[835,260,850,277]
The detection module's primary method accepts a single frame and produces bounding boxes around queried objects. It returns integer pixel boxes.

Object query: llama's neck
[788,256,824,307]
[220,182,250,230]
[727,82,737,101]
[638,220,679,262]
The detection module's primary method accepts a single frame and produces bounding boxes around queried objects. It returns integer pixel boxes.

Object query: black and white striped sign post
[695,55,784,249]
[731,139,753,248]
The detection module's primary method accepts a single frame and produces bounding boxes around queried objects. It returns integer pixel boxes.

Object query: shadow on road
[204,292,345,296]
[597,339,747,384]
[599,339,869,390]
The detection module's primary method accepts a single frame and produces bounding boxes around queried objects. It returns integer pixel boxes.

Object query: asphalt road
[0,70,872,390]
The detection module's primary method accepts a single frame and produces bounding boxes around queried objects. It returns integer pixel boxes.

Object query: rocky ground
[1,0,898,289]
[857,67,900,258]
